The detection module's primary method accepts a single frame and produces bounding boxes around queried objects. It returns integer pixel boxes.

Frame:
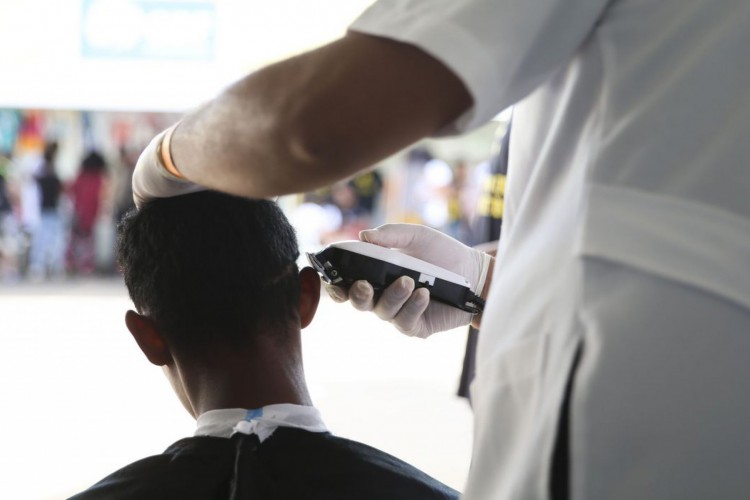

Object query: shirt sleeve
[349,0,611,134]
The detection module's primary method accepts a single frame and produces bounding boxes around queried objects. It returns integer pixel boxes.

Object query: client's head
[117,191,320,414]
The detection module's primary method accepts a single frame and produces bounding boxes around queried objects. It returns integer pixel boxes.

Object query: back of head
[117,191,301,355]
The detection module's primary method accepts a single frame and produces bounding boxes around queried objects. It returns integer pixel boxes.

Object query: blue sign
[82,0,216,60]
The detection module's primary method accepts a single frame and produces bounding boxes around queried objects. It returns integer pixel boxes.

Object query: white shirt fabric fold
[352,1,750,498]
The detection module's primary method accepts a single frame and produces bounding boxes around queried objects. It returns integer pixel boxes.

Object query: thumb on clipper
[359,224,423,250]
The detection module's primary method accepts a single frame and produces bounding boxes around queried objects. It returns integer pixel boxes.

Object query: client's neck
[180,333,312,417]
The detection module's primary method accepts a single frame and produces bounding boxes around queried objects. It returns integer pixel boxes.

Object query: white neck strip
[195,404,328,443]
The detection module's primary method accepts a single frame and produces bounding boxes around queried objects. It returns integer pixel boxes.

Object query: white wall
[0,0,374,112]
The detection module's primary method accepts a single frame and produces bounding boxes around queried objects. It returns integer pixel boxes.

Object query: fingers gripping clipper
[307,241,484,314]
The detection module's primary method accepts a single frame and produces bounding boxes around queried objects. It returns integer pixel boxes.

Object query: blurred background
[0,1,510,498]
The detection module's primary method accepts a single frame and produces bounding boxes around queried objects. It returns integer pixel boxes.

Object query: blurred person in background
[321,181,368,243]
[67,150,109,277]
[292,171,384,247]
[349,168,384,226]
[0,150,21,282]
[28,141,65,281]
[113,145,138,224]
[0,153,11,265]
[445,159,475,246]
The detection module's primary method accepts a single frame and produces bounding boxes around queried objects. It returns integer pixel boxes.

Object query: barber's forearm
[168,33,472,198]
[168,77,316,198]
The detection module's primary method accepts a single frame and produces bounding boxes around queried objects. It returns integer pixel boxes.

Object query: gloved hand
[132,125,205,208]
[325,223,491,338]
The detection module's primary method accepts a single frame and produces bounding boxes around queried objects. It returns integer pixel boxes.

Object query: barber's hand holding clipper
[326,223,494,339]
[132,123,206,208]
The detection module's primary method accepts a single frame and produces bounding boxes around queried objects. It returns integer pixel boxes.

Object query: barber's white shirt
[352,1,750,498]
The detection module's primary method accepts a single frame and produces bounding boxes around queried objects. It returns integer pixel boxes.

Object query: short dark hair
[117,191,301,353]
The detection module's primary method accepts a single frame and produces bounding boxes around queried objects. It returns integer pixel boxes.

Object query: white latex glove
[325,223,490,338]
[132,126,205,208]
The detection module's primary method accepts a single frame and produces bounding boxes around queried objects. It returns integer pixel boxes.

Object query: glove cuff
[156,123,184,179]
[474,251,492,297]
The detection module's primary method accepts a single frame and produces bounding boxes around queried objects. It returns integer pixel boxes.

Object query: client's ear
[298,267,321,329]
[125,310,173,366]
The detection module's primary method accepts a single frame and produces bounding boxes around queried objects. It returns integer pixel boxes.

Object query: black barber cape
[69,427,459,499]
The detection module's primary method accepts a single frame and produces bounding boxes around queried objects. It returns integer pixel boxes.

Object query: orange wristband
[157,124,184,179]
